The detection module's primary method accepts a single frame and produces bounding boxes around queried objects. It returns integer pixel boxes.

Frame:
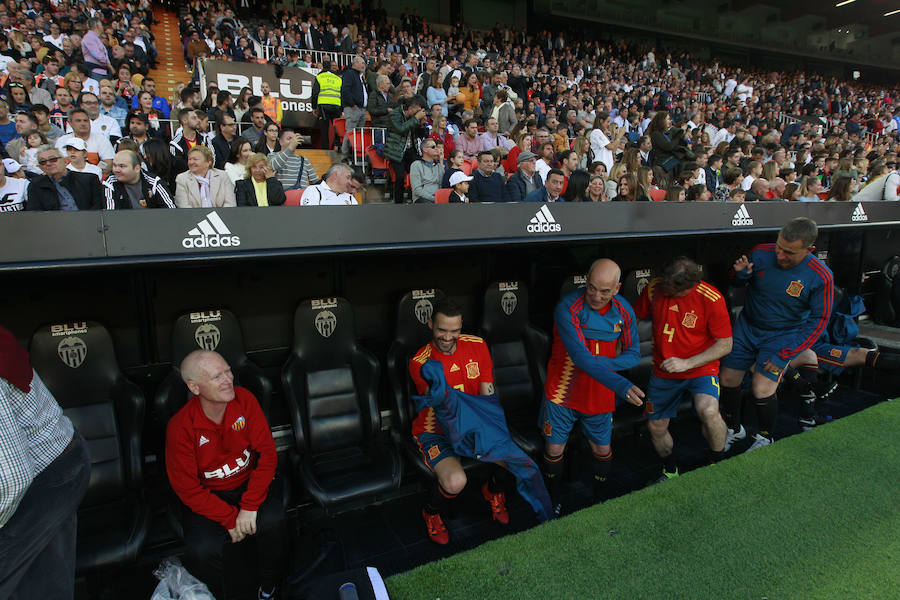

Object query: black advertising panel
[0,211,106,267]
[203,60,318,128]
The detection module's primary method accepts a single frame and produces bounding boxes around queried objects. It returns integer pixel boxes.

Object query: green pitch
[388,400,900,599]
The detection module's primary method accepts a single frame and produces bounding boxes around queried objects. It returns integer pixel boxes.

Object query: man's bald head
[585,258,622,310]
[179,349,220,385]
[180,350,236,405]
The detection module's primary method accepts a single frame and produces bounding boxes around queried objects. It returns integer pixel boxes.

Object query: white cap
[62,137,87,151]
[449,171,473,187]
[1,158,22,173]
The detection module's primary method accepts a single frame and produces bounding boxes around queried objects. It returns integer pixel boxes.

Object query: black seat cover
[385,288,450,476]
[282,297,401,507]
[480,281,549,457]
[29,321,148,572]
[617,268,655,428]
[154,309,273,428]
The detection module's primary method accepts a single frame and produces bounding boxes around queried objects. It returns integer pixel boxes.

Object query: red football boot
[481,482,510,525]
[422,509,449,545]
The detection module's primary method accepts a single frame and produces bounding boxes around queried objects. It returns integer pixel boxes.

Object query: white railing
[261,46,356,70]
[345,127,387,168]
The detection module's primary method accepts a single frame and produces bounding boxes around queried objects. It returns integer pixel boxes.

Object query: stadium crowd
[0,1,899,212]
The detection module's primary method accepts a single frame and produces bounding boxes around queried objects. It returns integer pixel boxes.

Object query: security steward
[312,60,343,149]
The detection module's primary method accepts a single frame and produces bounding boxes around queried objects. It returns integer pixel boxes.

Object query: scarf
[194,172,212,207]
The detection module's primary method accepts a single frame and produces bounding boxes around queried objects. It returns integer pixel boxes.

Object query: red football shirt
[633,279,732,379]
[409,335,494,435]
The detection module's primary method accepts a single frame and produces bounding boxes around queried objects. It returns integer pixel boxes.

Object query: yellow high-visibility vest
[316,71,342,106]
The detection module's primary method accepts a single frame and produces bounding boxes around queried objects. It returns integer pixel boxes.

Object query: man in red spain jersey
[634,257,732,482]
[540,258,643,514]
[165,350,285,600]
[409,299,509,545]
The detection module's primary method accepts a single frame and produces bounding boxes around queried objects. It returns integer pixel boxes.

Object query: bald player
[165,350,285,600]
[540,259,643,514]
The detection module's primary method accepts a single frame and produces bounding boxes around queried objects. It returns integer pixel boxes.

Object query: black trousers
[181,476,287,596]
[318,105,342,149]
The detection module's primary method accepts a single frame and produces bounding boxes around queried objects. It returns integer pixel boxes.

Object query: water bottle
[338,582,359,600]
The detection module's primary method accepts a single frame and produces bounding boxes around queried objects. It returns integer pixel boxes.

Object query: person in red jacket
[165,350,285,600]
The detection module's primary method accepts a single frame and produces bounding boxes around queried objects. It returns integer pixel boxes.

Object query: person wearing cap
[119,111,152,152]
[63,137,103,180]
[103,149,175,209]
[448,171,471,203]
[26,145,104,211]
[409,138,443,203]
[0,158,29,212]
[504,150,544,202]
[55,107,115,173]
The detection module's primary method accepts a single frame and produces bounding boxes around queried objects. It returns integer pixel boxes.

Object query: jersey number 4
[663,323,676,343]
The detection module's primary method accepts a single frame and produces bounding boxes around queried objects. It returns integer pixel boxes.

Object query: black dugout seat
[282,297,401,508]
[29,321,148,572]
[154,308,273,427]
[386,288,451,476]
[480,281,549,457]
[617,268,655,428]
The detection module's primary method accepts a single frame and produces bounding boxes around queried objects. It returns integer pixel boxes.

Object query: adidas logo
[182,211,241,249]
[851,202,868,222]
[199,435,209,447]
[732,204,754,227]
[527,205,561,233]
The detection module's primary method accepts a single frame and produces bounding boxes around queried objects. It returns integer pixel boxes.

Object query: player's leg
[693,387,727,460]
[853,347,900,370]
[786,349,822,430]
[538,398,576,507]
[719,316,756,446]
[644,375,684,480]
[481,461,512,525]
[415,433,463,544]
[582,412,614,500]
[747,367,781,450]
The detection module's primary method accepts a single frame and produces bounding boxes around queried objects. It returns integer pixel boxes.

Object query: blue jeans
[0,432,90,600]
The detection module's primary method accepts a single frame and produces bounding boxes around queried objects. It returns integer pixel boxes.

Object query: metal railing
[260,46,356,70]
[346,127,387,168]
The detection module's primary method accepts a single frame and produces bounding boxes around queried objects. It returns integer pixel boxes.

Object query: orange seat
[649,188,666,202]
[460,161,473,175]
[404,173,410,190]
[330,117,347,149]
[284,189,303,205]
[435,188,452,203]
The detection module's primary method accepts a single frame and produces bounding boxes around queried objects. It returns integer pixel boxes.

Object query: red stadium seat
[460,161,474,175]
[649,188,667,202]
[435,188,452,203]
[332,118,347,149]
[404,173,410,190]
[284,189,303,205]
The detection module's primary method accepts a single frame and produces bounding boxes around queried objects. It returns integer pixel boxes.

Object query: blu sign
[202,59,318,128]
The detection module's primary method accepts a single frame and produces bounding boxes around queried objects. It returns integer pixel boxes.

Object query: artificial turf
[387,399,900,599]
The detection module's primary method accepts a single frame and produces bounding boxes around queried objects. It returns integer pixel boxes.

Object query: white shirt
[300,181,355,205]
[81,78,100,95]
[535,158,551,183]
[89,114,122,139]
[67,162,104,180]
[589,128,614,172]
[55,133,115,165]
[712,128,735,147]
[0,176,29,212]
[741,174,755,191]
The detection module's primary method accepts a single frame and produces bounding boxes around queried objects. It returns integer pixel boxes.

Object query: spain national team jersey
[733,243,833,363]
[409,335,493,436]
[544,289,640,414]
[634,278,732,379]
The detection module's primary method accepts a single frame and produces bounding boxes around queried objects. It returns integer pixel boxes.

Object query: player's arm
[603,299,641,372]
[661,337,732,373]
[478,341,495,396]
[774,269,833,367]
[480,382,494,395]
[553,300,635,399]
[729,253,754,285]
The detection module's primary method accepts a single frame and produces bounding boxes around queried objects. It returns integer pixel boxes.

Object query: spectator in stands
[410,138,443,203]
[36,56,65,95]
[103,150,175,209]
[746,179,771,202]
[504,151,543,203]
[129,77,170,119]
[614,172,649,202]
[825,177,853,202]
[341,55,368,162]
[225,138,253,184]
[4,112,36,163]
[479,117,513,156]
[26,145,104,210]
[174,146,236,208]
[235,153,286,207]
[713,167,743,202]
[796,175,823,202]
[0,159,29,212]
[143,138,178,194]
[79,92,122,142]
[14,71,52,110]
[448,171,472,203]
[82,18,111,79]
[535,141,557,182]
[166,350,286,600]
[368,74,395,129]
[253,122,281,156]
[385,95,427,203]
[269,129,318,191]
[590,111,624,173]
[441,150,465,188]
[55,107,115,173]
[426,72,448,118]
[211,114,238,170]
[455,119,481,160]
[587,174,609,202]
[63,138,103,180]
[99,87,129,129]
[741,160,762,191]
[242,108,267,145]
[409,299,509,545]
[468,151,505,203]
[562,169,591,202]
[525,169,565,202]
[120,111,152,152]
[300,163,356,205]
[705,154,722,193]
[170,108,210,173]
[0,325,91,599]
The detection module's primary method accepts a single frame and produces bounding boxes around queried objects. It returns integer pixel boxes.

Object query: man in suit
[367,74,395,129]
[340,55,368,162]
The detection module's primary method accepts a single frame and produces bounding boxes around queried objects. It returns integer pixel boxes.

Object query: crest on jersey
[682,311,698,329]
[543,420,552,437]
[465,361,480,379]
[315,310,337,337]
[613,322,622,332]
[414,299,433,324]
[57,336,87,368]
[428,445,440,460]
[501,291,517,315]
[231,416,246,432]
[194,324,221,350]
[830,348,842,358]
[786,280,804,298]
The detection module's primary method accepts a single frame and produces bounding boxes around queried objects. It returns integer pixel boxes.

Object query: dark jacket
[367,90,395,129]
[704,166,720,192]
[468,170,505,203]
[102,171,175,209]
[504,169,544,203]
[26,172,104,211]
[340,67,366,109]
[210,134,233,170]
[234,177,286,206]
[524,188,566,202]
[384,109,420,163]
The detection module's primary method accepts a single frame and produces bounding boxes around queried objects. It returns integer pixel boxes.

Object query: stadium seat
[332,118,347,149]
[284,189,303,205]
[649,188,666,202]
[365,146,393,187]
[479,281,549,457]
[386,288,449,475]
[282,297,402,507]
[435,188,452,203]
[616,268,657,429]
[459,161,473,176]
[154,308,273,427]
[559,274,586,297]
[29,321,149,572]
